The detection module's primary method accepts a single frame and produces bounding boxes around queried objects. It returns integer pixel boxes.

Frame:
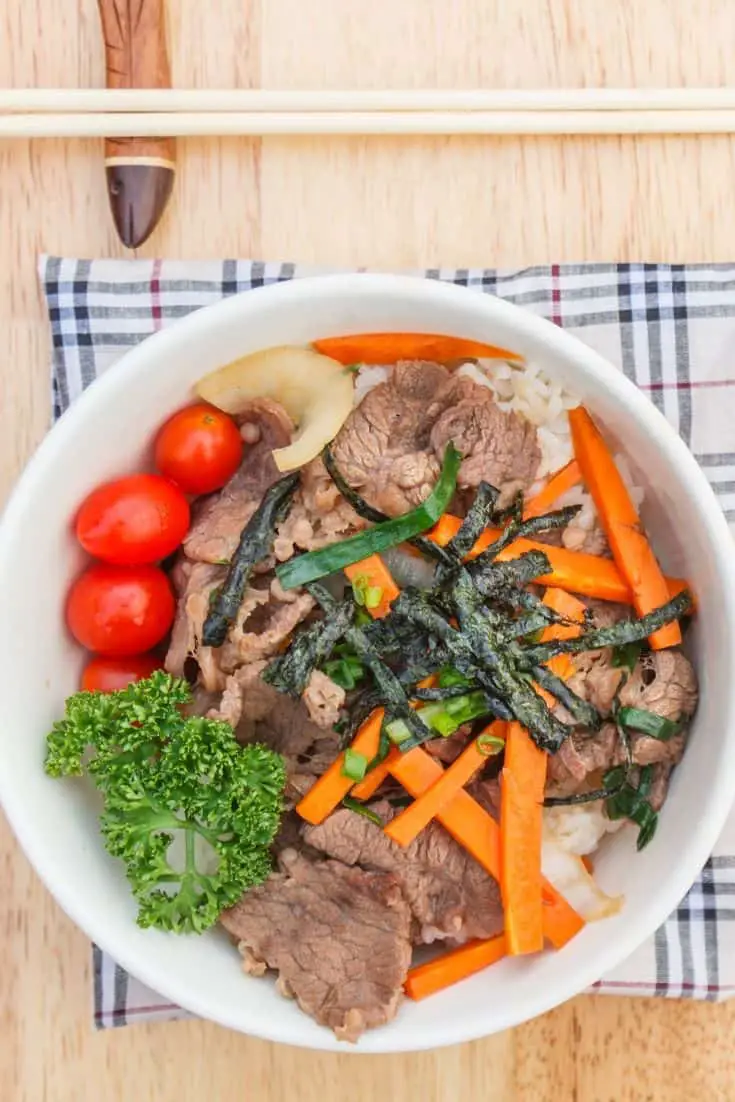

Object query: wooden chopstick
[3,109,735,138]
[3,87,735,115]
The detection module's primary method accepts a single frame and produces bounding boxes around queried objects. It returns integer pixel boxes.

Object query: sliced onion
[195,345,354,471]
[542,839,623,922]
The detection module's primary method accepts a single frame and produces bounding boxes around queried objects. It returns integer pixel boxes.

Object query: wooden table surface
[3,1,735,1098]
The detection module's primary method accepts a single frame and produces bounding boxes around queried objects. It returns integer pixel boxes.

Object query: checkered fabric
[38,256,735,1028]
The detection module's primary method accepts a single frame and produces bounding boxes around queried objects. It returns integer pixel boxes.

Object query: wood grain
[3,1,735,1099]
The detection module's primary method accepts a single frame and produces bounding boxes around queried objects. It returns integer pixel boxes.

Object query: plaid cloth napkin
[38,256,735,1029]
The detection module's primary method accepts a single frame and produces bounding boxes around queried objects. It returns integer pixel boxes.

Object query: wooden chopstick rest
[97,0,175,248]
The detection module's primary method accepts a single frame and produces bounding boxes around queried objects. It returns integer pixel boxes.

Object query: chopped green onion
[386,718,412,745]
[617,707,680,741]
[637,763,654,798]
[364,586,384,609]
[602,765,627,790]
[342,796,383,825]
[611,640,644,672]
[352,574,384,610]
[425,692,491,732]
[605,764,658,850]
[324,655,365,690]
[389,692,491,750]
[437,666,472,689]
[632,804,658,850]
[429,711,460,737]
[342,748,369,782]
[343,363,363,375]
[477,733,505,757]
[276,444,462,590]
[351,575,369,606]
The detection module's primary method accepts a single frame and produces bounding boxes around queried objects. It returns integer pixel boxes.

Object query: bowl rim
[2,271,735,1052]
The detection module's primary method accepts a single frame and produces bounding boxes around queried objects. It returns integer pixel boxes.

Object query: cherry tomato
[75,474,190,565]
[66,563,175,656]
[154,403,243,495]
[81,653,162,692]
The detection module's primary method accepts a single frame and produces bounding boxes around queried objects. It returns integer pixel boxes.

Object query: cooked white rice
[543,803,624,857]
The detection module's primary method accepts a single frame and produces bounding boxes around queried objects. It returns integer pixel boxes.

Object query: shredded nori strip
[544,783,624,808]
[531,664,602,729]
[479,504,582,561]
[392,581,568,752]
[449,574,571,751]
[308,583,427,743]
[263,599,355,696]
[445,480,499,561]
[202,471,300,647]
[411,683,479,702]
[339,687,383,749]
[522,590,693,665]
[468,549,552,594]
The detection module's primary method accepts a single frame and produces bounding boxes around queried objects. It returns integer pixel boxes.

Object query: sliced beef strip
[466,776,502,819]
[220,849,412,1042]
[428,375,541,506]
[301,669,346,729]
[423,726,473,765]
[649,762,675,812]
[566,648,624,716]
[546,724,689,799]
[546,723,619,793]
[212,661,341,803]
[561,523,609,557]
[618,650,698,723]
[184,398,293,564]
[182,685,222,717]
[217,578,315,672]
[165,559,228,691]
[304,801,504,945]
[584,599,631,629]
[274,456,367,560]
[330,360,449,516]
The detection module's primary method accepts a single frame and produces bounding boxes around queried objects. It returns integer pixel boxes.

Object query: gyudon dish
[47,332,696,1041]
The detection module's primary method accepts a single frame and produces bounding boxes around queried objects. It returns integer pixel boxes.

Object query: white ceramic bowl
[1,274,734,1053]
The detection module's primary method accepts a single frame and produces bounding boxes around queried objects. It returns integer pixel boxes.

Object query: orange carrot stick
[500,589,586,956]
[296,709,384,825]
[501,722,548,955]
[405,935,507,1001]
[523,460,582,520]
[344,554,399,620]
[427,514,687,605]
[568,406,682,650]
[540,587,588,681]
[313,333,524,366]
[384,721,506,848]
[387,746,584,949]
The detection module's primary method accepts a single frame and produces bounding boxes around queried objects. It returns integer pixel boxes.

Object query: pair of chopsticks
[3,88,735,137]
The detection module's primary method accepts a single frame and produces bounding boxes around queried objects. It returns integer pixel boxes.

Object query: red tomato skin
[66,563,175,656]
[81,653,162,692]
[75,474,190,565]
[154,403,243,495]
